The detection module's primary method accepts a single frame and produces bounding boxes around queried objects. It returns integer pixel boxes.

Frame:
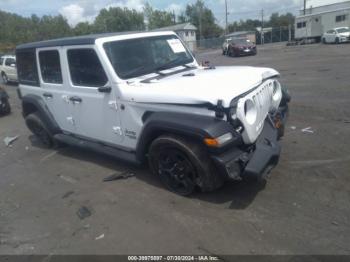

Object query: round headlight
[244,99,257,125]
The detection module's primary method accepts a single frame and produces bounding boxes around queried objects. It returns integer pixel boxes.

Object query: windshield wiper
[123,65,148,79]
[155,58,189,72]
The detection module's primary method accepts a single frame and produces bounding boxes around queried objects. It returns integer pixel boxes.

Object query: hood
[120,66,279,108]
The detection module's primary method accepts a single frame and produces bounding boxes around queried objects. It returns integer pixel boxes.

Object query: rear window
[5,58,16,66]
[16,51,39,86]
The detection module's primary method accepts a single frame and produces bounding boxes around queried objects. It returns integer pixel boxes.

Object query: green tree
[267,12,295,27]
[94,7,145,33]
[183,0,223,39]
[144,2,175,30]
[73,22,94,36]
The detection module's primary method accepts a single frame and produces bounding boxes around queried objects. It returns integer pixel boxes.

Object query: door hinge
[108,101,118,110]
[67,116,75,125]
[112,126,122,136]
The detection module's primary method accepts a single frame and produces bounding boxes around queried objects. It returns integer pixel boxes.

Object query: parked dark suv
[226,38,257,57]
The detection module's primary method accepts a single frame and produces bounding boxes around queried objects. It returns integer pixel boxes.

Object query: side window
[16,51,39,86]
[5,58,15,66]
[39,50,63,84]
[67,49,108,87]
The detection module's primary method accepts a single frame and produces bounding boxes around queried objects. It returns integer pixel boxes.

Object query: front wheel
[148,135,223,195]
[25,113,54,148]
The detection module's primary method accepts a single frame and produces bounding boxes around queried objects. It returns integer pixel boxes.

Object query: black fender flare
[22,94,61,135]
[135,111,238,162]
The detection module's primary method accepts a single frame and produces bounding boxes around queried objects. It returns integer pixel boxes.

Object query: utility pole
[261,9,264,45]
[198,3,203,41]
[225,0,228,35]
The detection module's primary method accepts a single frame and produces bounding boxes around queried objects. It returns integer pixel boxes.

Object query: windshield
[103,35,194,79]
[232,38,251,45]
[337,28,349,33]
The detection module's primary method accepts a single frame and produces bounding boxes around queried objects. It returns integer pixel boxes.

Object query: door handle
[43,93,53,99]
[69,96,82,103]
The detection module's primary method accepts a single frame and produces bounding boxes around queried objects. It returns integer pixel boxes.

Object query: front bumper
[211,116,282,181]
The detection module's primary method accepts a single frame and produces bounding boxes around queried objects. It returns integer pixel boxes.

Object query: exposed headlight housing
[244,98,257,125]
[272,80,282,101]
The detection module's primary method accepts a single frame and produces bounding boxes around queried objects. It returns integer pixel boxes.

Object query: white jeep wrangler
[16,31,290,195]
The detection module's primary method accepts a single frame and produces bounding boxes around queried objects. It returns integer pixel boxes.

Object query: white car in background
[322,27,350,44]
[0,55,18,84]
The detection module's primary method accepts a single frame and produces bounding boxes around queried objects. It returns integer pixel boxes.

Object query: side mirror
[98,86,112,93]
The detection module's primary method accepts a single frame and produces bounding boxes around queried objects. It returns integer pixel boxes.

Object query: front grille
[236,80,277,144]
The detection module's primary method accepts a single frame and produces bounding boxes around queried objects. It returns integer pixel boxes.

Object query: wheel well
[138,129,203,163]
[22,102,38,117]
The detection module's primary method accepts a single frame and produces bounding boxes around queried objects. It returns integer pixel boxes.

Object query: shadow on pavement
[30,139,265,209]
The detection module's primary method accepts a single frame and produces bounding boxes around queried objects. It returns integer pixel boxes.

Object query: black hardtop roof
[16,31,143,50]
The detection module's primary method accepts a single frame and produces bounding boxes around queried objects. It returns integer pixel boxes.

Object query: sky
[0,0,346,27]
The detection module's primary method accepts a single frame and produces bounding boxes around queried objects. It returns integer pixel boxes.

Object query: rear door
[36,48,75,133]
[4,57,17,81]
[62,46,123,145]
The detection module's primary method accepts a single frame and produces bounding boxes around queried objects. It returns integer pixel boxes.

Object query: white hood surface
[120,66,279,108]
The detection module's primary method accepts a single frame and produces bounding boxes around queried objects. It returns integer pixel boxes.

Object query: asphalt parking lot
[0,43,350,255]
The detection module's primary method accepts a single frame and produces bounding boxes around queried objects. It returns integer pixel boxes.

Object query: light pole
[225,0,228,35]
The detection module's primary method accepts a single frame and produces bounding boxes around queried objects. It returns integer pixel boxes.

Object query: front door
[36,48,75,133]
[62,46,123,145]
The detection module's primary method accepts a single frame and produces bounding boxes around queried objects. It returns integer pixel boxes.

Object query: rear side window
[39,50,63,84]
[67,49,108,87]
[16,51,39,86]
[5,58,15,66]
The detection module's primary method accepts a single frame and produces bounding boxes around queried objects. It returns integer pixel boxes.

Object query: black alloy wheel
[157,148,196,196]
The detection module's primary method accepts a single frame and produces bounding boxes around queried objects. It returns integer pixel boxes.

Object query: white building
[155,23,197,51]
[295,1,350,41]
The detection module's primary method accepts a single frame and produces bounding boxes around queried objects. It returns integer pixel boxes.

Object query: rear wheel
[1,72,9,84]
[148,135,223,196]
[25,113,54,148]
[1,98,11,115]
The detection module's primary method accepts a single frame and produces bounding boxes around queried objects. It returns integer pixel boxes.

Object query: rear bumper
[211,116,282,181]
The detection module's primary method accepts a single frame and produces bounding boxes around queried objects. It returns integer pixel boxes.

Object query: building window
[39,50,63,84]
[67,49,108,87]
[336,15,347,23]
[297,21,306,29]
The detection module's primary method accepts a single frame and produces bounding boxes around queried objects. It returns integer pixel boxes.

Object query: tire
[2,72,9,84]
[25,112,54,148]
[148,135,224,196]
[1,98,11,115]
